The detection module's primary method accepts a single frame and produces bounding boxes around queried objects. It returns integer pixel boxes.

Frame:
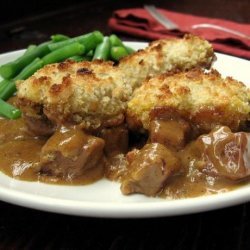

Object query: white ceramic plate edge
[0,42,249,218]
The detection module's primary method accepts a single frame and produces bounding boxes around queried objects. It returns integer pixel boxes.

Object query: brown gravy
[0,117,103,185]
[160,168,242,199]
[0,116,245,198]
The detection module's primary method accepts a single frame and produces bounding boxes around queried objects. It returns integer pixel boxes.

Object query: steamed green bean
[43,42,85,65]
[51,34,69,42]
[48,31,103,52]
[93,37,111,60]
[0,58,44,100]
[110,46,128,61]
[0,99,21,119]
[0,41,51,79]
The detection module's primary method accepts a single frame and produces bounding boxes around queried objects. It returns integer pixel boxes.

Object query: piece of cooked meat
[17,35,215,131]
[127,69,250,133]
[119,34,215,89]
[39,126,105,179]
[184,126,250,180]
[99,125,128,157]
[121,143,181,196]
[149,119,191,150]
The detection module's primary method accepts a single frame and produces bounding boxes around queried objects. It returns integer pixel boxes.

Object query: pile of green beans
[0,31,135,119]
[93,34,135,61]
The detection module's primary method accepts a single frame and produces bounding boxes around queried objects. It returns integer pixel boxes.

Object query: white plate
[0,42,250,218]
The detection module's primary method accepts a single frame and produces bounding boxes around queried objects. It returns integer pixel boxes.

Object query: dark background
[0,0,250,53]
[0,0,250,249]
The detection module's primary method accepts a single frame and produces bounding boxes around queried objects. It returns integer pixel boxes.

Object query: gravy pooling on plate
[1,35,250,199]
[0,113,246,198]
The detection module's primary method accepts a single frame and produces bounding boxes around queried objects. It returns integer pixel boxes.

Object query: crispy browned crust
[17,35,215,130]
[120,34,215,68]
[119,34,215,89]
[17,60,132,129]
[127,68,250,133]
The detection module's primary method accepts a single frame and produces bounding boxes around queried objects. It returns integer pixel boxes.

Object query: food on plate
[17,34,215,131]
[121,143,181,196]
[183,126,250,181]
[127,68,250,133]
[0,31,134,119]
[0,98,21,119]
[119,34,215,89]
[17,60,133,132]
[0,33,250,199]
[93,37,111,60]
[39,126,105,179]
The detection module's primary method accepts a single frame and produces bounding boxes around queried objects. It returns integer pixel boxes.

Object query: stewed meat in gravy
[39,126,105,179]
[10,36,250,198]
[0,117,103,185]
[0,112,248,198]
[121,143,181,196]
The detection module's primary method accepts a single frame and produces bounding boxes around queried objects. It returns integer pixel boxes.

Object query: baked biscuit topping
[17,35,215,130]
[127,69,250,132]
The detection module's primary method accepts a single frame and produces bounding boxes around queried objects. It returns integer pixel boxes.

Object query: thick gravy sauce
[0,115,246,198]
[160,167,241,199]
[0,117,103,185]
[0,139,44,180]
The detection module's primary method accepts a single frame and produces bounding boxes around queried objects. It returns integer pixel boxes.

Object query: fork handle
[191,23,250,40]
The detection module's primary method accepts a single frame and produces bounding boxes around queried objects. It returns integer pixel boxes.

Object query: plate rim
[0,175,250,218]
[0,42,250,218]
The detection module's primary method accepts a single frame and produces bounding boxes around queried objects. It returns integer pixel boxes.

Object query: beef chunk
[24,114,55,137]
[190,126,250,180]
[99,125,128,157]
[17,100,55,137]
[40,126,105,179]
[104,154,128,181]
[121,143,181,196]
[150,119,190,150]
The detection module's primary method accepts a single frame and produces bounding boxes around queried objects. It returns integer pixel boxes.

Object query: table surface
[0,0,250,249]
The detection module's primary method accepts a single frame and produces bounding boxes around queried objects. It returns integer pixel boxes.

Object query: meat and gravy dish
[1,34,249,199]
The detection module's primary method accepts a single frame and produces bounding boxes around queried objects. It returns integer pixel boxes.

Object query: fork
[144,5,179,30]
[144,5,250,40]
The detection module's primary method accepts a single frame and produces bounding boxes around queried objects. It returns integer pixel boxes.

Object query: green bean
[0,81,16,101]
[14,58,44,81]
[110,46,128,61]
[0,43,84,101]
[51,34,69,42]
[109,34,124,47]
[42,42,85,65]
[68,55,84,62]
[0,99,21,119]
[23,45,37,56]
[0,41,51,79]
[69,55,92,62]
[0,58,44,101]
[110,34,135,55]
[125,46,135,54]
[86,50,94,57]
[93,37,111,60]
[48,31,103,52]
[0,79,9,93]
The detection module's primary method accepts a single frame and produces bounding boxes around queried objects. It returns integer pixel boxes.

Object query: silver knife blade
[144,5,179,30]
